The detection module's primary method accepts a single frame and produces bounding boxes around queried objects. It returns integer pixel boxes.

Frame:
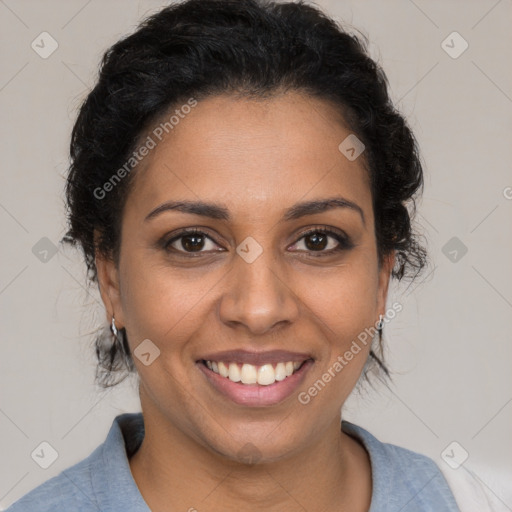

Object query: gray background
[1,0,511,509]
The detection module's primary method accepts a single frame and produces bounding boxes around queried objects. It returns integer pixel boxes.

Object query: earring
[110,316,118,341]
[377,314,384,331]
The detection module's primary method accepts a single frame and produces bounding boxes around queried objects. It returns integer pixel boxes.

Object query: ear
[376,251,395,317]
[94,229,125,329]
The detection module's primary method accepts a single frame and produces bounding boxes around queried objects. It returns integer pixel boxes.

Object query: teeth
[241,363,257,384]
[218,361,229,378]
[205,359,306,385]
[228,362,241,382]
[274,362,287,381]
[257,364,275,385]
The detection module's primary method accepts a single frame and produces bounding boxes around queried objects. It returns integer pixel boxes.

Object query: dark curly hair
[60,0,428,389]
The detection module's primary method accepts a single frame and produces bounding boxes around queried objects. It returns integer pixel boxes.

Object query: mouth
[196,350,314,407]
[201,359,307,385]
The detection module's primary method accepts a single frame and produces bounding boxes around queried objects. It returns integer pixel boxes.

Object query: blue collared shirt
[5,412,460,511]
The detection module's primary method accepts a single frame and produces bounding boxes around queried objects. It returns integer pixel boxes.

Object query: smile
[203,360,304,386]
[197,350,315,407]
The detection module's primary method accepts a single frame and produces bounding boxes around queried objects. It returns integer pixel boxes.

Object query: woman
[6,0,465,510]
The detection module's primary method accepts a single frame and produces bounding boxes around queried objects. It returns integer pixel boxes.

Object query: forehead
[127,92,371,221]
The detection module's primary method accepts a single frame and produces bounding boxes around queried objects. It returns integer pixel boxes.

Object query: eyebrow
[144,197,365,226]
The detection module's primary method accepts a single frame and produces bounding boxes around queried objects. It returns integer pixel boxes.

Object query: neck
[129,403,371,512]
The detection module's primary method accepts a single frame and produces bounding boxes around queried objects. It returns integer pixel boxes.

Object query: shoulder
[342,421,460,511]
[4,444,103,512]
[4,412,145,512]
[345,425,508,511]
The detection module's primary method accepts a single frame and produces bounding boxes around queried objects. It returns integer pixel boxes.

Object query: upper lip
[198,349,314,366]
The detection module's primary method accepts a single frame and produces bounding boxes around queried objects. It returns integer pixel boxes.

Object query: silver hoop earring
[110,316,118,339]
[377,314,384,331]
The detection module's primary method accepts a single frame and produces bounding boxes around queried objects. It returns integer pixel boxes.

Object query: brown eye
[291,227,354,256]
[304,232,329,251]
[164,229,222,254]
[179,233,206,252]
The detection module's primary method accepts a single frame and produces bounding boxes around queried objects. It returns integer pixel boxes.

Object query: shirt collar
[92,412,150,512]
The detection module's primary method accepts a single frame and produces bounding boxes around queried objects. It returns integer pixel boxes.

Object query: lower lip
[197,360,314,407]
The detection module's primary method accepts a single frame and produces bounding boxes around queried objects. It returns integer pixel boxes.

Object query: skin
[95,91,395,512]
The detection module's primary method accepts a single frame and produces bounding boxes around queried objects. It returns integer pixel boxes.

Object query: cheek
[118,253,208,347]
[297,272,375,408]
[296,261,379,333]
[295,263,378,387]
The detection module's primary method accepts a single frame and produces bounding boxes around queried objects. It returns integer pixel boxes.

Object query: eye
[163,228,223,255]
[289,227,353,256]
[161,226,353,257]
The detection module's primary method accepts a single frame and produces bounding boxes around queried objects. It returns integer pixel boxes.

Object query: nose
[218,249,300,336]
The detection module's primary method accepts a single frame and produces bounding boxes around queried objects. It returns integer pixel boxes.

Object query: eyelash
[161,226,354,258]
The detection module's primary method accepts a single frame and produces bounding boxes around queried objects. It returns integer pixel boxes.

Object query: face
[96,91,394,463]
